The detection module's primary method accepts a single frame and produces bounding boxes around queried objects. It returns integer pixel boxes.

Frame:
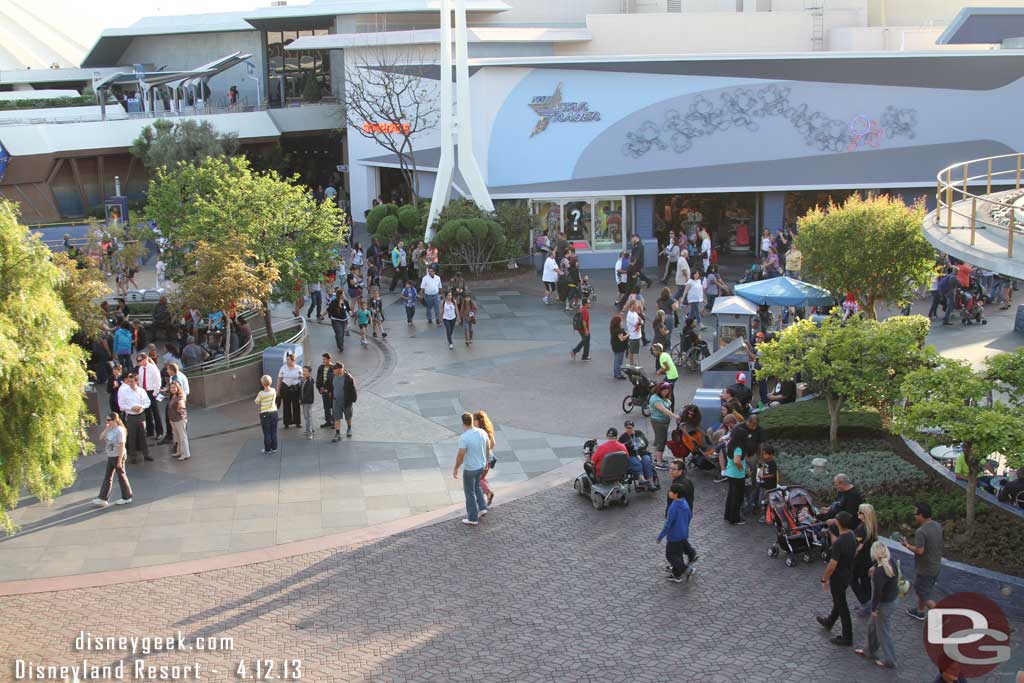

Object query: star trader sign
[529,82,601,137]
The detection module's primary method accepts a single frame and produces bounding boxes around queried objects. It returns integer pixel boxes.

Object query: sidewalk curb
[0,462,581,596]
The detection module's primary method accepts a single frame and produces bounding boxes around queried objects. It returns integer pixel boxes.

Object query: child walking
[356,301,371,347]
[401,280,417,324]
[369,286,387,338]
[658,482,697,583]
[300,366,316,439]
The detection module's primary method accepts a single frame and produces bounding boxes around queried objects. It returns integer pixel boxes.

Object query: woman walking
[460,294,478,346]
[442,291,458,349]
[610,315,629,380]
[683,271,705,328]
[93,413,133,507]
[854,541,899,669]
[167,381,191,461]
[256,375,279,454]
[474,411,497,505]
[852,503,879,615]
[277,352,303,429]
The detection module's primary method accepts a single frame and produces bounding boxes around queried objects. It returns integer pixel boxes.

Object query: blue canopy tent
[733,276,834,308]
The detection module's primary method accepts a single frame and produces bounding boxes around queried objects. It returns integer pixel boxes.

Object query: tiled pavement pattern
[1,477,1020,682]
[0,282,654,581]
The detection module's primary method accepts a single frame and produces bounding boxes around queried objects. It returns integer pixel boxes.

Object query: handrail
[191,316,307,375]
[935,153,1024,258]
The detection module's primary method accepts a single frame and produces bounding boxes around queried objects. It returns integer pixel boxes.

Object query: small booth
[732,276,834,331]
[710,295,759,350]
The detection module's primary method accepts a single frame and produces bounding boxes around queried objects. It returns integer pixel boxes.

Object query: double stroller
[621,365,656,416]
[765,486,832,567]
[574,439,656,510]
[666,425,717,471]
[956,273,988,326]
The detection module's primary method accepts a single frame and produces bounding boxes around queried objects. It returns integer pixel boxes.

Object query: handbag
[896,559,911,599]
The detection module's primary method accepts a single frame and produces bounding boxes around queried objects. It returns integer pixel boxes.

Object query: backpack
[572,311,583,331]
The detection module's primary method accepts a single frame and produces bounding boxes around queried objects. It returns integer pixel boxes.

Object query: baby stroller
[765,486,832,567]
[621,365,656,416]
[574,439,633,510]
[666,425,716,471]
[956,274,987,326]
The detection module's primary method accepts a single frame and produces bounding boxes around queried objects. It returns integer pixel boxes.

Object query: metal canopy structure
[936,8,1024,45]
[733,276,835,307]
[92,52,252,119]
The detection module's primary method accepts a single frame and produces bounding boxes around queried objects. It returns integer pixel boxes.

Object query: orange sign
[362,122,410,134]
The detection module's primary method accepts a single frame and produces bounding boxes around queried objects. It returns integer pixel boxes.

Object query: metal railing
[191,315,307,375]
[935,153,1024,258]
[0,98,339,126]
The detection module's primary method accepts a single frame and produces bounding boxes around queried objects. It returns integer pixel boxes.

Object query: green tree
[85,218,153,277]
[144,156,346,343]
[52,252,110,343]
[172,242,277,360]
[756,314,931,450]
[796,194,933,319]
[892,357,1022,532]
[0,202,92,534]
[986,347,1024,407]
[131,119,239,170]
[435,217,506,274]
[301,74,322,103]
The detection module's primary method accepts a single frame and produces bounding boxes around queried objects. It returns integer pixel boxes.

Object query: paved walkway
[1,476,1021,682]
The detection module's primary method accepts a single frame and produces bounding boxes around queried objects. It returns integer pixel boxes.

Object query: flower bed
[766,403,1024,578]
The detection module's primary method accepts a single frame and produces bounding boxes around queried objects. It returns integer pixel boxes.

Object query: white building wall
[865,0,1024,27]
[474,0,626,25]
[557,12,815,54]
[118,31,264,107]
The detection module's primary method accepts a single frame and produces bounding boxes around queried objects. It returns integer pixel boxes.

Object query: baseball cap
[605,427,619,438]
[736,372,748,384]
[623,420,635,428]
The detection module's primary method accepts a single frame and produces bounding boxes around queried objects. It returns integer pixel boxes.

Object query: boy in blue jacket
[658,482,696,582]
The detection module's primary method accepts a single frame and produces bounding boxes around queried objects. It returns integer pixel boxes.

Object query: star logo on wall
[529,82,563,137]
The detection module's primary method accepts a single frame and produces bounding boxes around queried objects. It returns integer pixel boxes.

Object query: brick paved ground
[1,476,1021,682]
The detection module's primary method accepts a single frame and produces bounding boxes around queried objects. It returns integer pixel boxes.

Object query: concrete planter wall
[188,359,264,408]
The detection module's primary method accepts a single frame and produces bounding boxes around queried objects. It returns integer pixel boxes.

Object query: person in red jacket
[589,427,628,478]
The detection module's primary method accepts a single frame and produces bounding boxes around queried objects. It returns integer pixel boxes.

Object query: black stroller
[765,486,832,567]
[956,273,987,326]
[621,365,656,416]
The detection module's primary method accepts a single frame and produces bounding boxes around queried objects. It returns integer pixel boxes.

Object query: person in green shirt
[652,342,679,408]
[953,451,969,481]
[648,382,676,470]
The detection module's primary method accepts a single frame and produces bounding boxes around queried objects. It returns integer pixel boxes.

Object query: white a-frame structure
[425,0,494,242]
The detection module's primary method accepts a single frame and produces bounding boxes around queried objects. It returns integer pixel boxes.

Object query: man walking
[817,510,857,646]
[315,352,334,428]
[938,268,958,326]
[307,280,323,320]
[453,412,490,526]
[420,267,442,325]
[659,482,696,583]
[630,233,652,289]
[390,241,406,293]
[330,362,357,441]
[570,298,591,361]
[117,372,152,463]
[135,353,163,441]
[327,289,351,353]
[902,501,943,620]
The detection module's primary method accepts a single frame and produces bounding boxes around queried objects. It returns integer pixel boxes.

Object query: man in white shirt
[625,304,643,366]
[673,251,691,300]
[117,373,152,463]
[420,267,443,325]
[683,271,706,328]
[135,353,163,440]
[324,185,338,205]
[542,253,561,305]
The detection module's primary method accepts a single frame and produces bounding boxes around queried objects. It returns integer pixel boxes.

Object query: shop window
[594,199,624,251]
[563,200,591,245]
[534,201,562,237]
[654,193,756,255]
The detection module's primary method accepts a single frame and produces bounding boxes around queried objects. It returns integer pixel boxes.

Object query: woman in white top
[93,412,133,507]
[683,271,705,327]
[277,353,304,429]
[441,291,459,349]
[350,242,365,276]
[624,299,643,366]
[256,374,279,454]
[542,254,561,305]
[700,228,712,272]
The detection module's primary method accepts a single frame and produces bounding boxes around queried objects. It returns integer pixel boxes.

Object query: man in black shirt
[817,510,856,645]
[997,468,1024,508]
[315,352,334,428]
[666,459,694,515]
[767,379,797,406]
[629,233,652,288]
[817,474,864,522]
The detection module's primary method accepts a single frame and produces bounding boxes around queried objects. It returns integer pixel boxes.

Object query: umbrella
[733,276,834,308]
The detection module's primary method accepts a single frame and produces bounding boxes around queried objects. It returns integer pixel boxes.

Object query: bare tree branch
[342,45,440,205]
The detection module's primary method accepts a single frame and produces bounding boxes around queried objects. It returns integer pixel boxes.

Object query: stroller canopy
[734,276,835,308]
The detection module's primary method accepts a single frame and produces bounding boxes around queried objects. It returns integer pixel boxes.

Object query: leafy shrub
[302,74,322,103]
[774,443,928,498]
[761,399,884,440]
[375,215,400,243]
[398,205,420,232]
[0,95,95,111]
[366,203,398,234]
[436,217,505,274]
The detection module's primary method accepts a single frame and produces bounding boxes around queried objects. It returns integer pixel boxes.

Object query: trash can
[262,343,303,381]
[693,388,723,431]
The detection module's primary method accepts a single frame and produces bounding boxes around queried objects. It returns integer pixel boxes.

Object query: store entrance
[653,193,757,255]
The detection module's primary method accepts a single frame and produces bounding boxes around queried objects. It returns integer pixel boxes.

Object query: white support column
[425,0,493,243]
